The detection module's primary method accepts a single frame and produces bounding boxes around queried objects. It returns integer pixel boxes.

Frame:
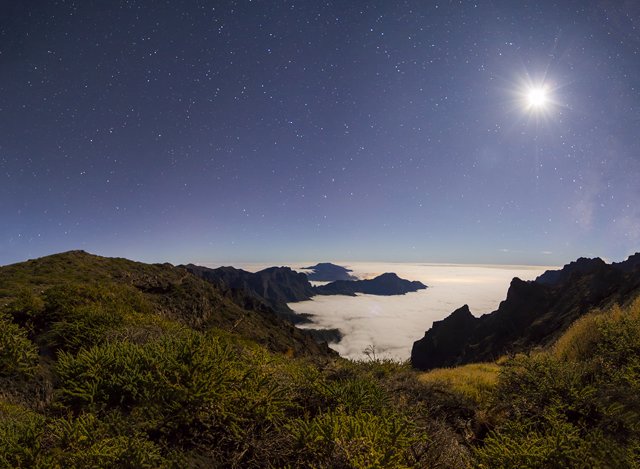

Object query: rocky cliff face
[411,254,640,370]
[185,265,428,312]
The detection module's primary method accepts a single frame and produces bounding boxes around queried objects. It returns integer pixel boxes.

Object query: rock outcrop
[315,272,427,296]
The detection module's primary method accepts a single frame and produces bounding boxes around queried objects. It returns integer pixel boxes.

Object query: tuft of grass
[418,362,500,405]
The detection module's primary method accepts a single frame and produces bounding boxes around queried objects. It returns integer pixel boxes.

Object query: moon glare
[527,87,548,109]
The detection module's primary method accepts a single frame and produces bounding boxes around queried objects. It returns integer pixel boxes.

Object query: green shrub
[0,400,45,468]
[476,411,633,469]
[44,413,167,469]
[0,317,38,378]
[291,409,419,468]
[322,376,390,414]
[55,330,297,462]
[10,283,161,353]
[45,302,125,353]
[3,290,45,335]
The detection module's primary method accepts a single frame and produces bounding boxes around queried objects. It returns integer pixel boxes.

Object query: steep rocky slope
[411,254,640,370]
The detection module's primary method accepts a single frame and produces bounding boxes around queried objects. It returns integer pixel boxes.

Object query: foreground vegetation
[1,252,639,467]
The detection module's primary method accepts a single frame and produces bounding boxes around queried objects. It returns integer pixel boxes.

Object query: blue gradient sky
[2,1,639,266]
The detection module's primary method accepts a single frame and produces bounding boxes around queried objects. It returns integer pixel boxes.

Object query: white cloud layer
[288,262,554,361]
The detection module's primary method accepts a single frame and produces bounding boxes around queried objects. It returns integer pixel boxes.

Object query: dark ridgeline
[314,272,427,296]
[411,253,640,370]
[184,263,427,314]
[182,264,315,324]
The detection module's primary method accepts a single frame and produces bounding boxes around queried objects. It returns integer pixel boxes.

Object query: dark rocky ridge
[314,272,427,296]
[411,253,640,371]
[185,264,427,315]
[303,262,358,281]
[182,264,314,324]
[535,257,607,285]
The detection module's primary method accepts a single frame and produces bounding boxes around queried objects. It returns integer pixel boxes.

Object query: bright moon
[527,87,548,108]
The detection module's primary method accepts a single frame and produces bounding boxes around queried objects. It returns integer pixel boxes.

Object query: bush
[3,290,45,335]
[43,413,167,468]
[0,400,45,468]
[0,317,38,378]
[475,412,633,469]
[55,330,297,463]
[290,410,419,468]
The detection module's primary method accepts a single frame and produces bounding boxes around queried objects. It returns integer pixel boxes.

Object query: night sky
[2,1,639,266]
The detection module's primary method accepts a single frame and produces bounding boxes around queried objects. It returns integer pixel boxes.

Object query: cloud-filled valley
[226,262,554,360]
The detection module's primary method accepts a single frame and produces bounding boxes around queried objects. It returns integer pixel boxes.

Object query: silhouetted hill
[303,262,358,281]
[411,253,640,370]
[0,250,333,357]
[181,264,315,323]
[315,272,427,296]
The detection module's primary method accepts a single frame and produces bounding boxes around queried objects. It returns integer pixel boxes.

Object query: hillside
[0,250,332,357]
[411,253,640,370]
[0,250,472,468]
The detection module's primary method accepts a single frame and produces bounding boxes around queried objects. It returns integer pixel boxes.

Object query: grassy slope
[419,362,500,405]
[0,250,331,357]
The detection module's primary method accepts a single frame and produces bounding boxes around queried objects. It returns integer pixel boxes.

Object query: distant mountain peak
[314,272,427,297]
[302,262,358,282]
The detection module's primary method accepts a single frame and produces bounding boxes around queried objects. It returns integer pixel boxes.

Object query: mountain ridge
[411,253,640,370]
[0,250,335,358]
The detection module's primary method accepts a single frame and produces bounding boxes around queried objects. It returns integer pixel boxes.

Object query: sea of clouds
[289,262,555,361]
[207,261,555,362]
